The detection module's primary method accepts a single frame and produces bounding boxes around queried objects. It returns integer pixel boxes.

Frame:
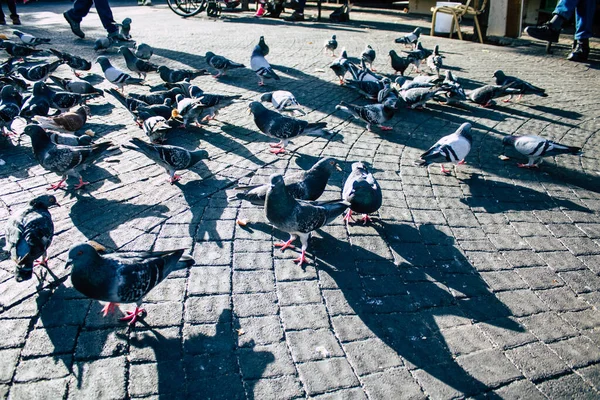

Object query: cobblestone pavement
[1,1,600,399]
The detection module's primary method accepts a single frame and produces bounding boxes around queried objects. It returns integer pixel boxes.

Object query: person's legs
[6,0,19,24]
[92,0,118,34]
[567,0,595,61]
[284,0,305,20]
[69,0,93,21]
[524,0,579,43]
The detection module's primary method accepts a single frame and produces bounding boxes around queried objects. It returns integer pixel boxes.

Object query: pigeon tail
[305,122,327,133]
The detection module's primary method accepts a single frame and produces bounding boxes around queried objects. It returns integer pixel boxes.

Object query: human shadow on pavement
[129,309,274,399]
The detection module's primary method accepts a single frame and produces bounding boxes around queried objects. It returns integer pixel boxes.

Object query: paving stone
[237,316,284,347]
[561,309,600,330]
[185,295,230,323]
[505,342,570,382]
[520,312,578,343]
[517,267,565,290]
[280,304,331,331]
[0,318,31,349]
[331,315,376,343]
[311,387,367,400]
[129,362,182,397]
[412,363,482,400]
[183,322,235,355]
[233,270,275,294]
[74,328,128,360]
[247,375,304,400]
[548,336,600,368]
[560,269,600,293]
[69,357,127,399]
[187,373,245,399]
[277,281,322,306]
[478,317,536,349]
[287,329,344,362]
[362,367,425,400]
[535,287,590,312]
[577,363,600,391]
[0,348,19,383]
[297,358,360,396]
[495,290,548,317]
[456,349,522,388]
[14,355,71,382]
[442,324,493,356]
[536,373,598,399]
[188,266,231,295]
[22,326,78,358]
[491,379,547,400]
[480,270,528,292]
[238,342,295,379]
[343,338,403,376]
[538,251,587,272]
[129,327,183,363]
[9,377,69,400]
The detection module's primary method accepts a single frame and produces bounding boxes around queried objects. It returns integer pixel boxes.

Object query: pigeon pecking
[342,162,382,224]
[205,51,246,78]
[502,135,582,168]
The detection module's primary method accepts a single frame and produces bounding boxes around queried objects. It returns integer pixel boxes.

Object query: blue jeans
[554,0,596,40]
[68,0,117,34]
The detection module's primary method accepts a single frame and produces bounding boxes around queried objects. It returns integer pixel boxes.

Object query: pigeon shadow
[459,173,593,212]
[86,102,116,117]
[129,309,274,399]
[521,104,583,121]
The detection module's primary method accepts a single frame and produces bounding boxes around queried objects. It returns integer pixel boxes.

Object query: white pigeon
[260,90,306,116]
[418,122,472,174]
[95,56,145,91]
[250,45,279,86]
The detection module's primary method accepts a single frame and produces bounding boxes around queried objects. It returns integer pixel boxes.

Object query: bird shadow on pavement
[129,309,274,399]
[459,173,594,211]
[86,101,116,117]
[522,104,583,120]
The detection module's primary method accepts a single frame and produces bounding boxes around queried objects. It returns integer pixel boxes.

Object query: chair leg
[449,15,454,38]
[454,15,463,40]
[431,10,437,37]
[474,15,483,44]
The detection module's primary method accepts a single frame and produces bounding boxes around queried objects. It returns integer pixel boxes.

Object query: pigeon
[107,87,149,122]
[115,17,133,40]
[32,105,90,132]
[342,161,382,224]
[427,45,443,76]
[248,101,327,154]
[172,94,205,127]
[134,42,153,60]
[389,50,416,76]
[16,59,64,82]
[250,44,279,86]
[437,70,466,105]
[96,56,146,91]
[94,37,113,52]
[46,84,98,113]
[329,49,350,84]
[502,135,582,168]
[49,49,92,77]
[399,86,444,109]
[396,75,440,90]
[123,137,209,183]
[133,99,174,123]
[20,81,52,118]
[0,40,45,58]
[229,157,341,206]
[265,174,349,266]
[335,98,396,132]
[418,122,472,174]
[141,115,173,143]
[48,76,104,96]
[205,51,245,78]
[493,70,548,101]
[119,46,158,79]
[467,83,519,107]
[127,87,183,105]
[345,59,383,82]
[344,78,392,101]
[361,45,376,71]
[324,35,338,56]
[193,92,242,121]
[67,242,195,325]
[13,30,51,47]
[0,85,23,134]
[403,42,433,63]
[260,90,306,116]
[258,36,269,56]
[4,195,58,282]
[44,130,94,146]
[395,27,421,47]
[0,57,16,76]
[23,124,114,190]
[157,65,209,84]
[0,76,29,93]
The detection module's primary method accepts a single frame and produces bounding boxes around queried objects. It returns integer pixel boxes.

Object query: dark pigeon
[127,87,183,105]
[16,59,64,82]
[20,81,51,118]
[342,161,382,224]
[389,50,416,76]
[467,83,519,107]
[361,45,376,71]
[493,70,548,101]
[157,65,209,84]
[205,51,245,78]
[0,40,45,58]
[0,85,23,134]
[324,34,338,56]
[119,46,158,79]
[49,48,92,77]
[335,98,396,132]
[134,42,153,60]
[48,76,104,96]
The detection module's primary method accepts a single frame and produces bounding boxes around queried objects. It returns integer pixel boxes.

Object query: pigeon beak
[247,108,252,115]
[171,109,180,118]
[65,259,73,268]
[335,163,342,171]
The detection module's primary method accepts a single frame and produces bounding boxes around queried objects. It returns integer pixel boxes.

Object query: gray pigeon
[94,37,113,52]
[260,90,306,116]
[192,92,242,121]
[134,42,153,60]
[258,36,269,56]
[344,78,392,101]
[119,46,158,79]
[230,157,341,206]
[128,87,183,105]
[418,122,472,174]
[493,70,548,101]
[4,195,58,282]
[502,135,582,168]
[48,76,104,96]
[115,18,133,40]
[96,56,146,91]
[250,44,279,86]
[44,130,93,146]
[172,94,205,127]
[13,30,51,47]
[0,40,45,58]
[157,65,209,84]
[141,115,173,143]
[361,45,376,71]
[122,137,209,183]
[324,35,338,56]
[19,81,51,118]
[402,42,433,64]
[205,51,245,78]
[395,27,421,47]
[399,86,444,109]
[49,48,92,77]
[265,174,349,266]
[438,70,466,105]
[248,101,327,154]
[329,49,350,84]
[467,83,519,107]
[426,45,443,76]
[45,83,99,113]
[67,242,195,325]
[23,124,113,190]
[335,98,396,132]
[16,59,64,82]
[342,162,382,224]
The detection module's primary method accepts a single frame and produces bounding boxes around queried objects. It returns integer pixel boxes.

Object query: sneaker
[524,23,559,43]
[63,11,85,38]
[11,15,20,25]
[567,39,589,62]
[284,11,304,21]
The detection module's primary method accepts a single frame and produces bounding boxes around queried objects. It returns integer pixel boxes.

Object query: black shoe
[284,11,304,21]
[10,15,20,25]
[524,23,559,43]
[63,11,84,38]
[567,39,589,62]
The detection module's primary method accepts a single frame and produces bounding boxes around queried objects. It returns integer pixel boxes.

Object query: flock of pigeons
[0,21,584,326]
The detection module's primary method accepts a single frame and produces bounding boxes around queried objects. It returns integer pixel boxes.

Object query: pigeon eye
[77,251,83,256]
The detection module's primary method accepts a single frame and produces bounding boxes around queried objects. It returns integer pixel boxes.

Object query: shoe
[108,31,129,41]
[63,11,84,38]
[11,15,20,25]
[284,11,304,21]
[567,39,589,62]
[524,22,559,43]
[144,0,152,5]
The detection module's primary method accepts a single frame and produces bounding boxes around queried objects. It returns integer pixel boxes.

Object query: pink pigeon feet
[33,257,48,268]
[440,165,451,175]
[379,126,393,131]
[458,160,466,165]
[169,174,182,184]
[343,209,355,223]
[274,238,295,251]
[293,250,307,266]
[119,306,145,325]
[101,302,119,317]
[517,163,538,169]
[269,143,287,155]
[47,178,67,191]
[73,177,90,190]
[360,214,372,224]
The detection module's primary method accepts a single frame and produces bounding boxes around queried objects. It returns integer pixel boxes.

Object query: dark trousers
[68,0,117,34]
[0,0,18,21]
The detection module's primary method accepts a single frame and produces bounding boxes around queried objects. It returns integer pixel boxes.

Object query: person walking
[524,0,596,62]
[63,0,127,40]
[0,0,21,25]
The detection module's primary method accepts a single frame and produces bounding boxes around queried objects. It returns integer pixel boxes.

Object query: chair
[430,0,488,44]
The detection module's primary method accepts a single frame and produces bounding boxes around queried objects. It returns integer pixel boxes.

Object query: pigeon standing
[493,70,548,102]
[361,45,376,71]
[258,36,269,56]
[399,86,444,109]
[230,157,341,206]
[250,43,279,86]
[49,49,92,77]
[115,18,133,40]
[20,81,51,118]
[502,135,582,168]
[260,90,306,116]
[248,101,326,154]
[134,42,153,60]
[402,42,432,71]
[67,242,195,325]
[32,105,90,132]
[23,124,113,190]
[205,51,245,78]
[342,162,382,224]
[0,40,45,58]
[4,195,58,282]
[13,30,51,47]
[119,46,158,79]
[467,83,519,107]
[395,27,421,47]
[0,85,22,134]
[329,49,350,84]
[16,59,64,82]
[427,45,443,76]
[324,35,338,56]
[335,98,396,132]
[172,94,205,128]
[96,56,145,91]
[389,50,415,76]
[157,65,209,84]
[48,76,104,96]
[265,174,349,266]
[344,78,392,101]
[123,137,209,183]
[418,122,472,174]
